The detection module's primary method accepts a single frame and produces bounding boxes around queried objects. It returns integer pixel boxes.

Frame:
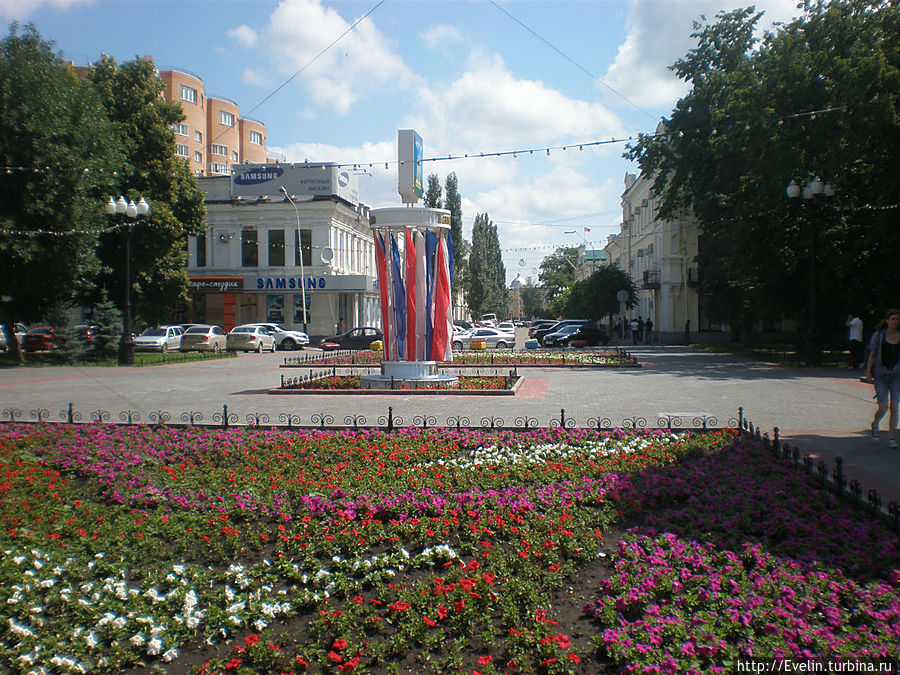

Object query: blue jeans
[873,371,900,405]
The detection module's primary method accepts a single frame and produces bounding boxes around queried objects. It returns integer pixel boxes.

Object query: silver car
[452,327,515,350]
[0,323,27,351]
[226,324,277,353]
[245,323,309,350]
[180,325,227,352]
[134,325,183,352]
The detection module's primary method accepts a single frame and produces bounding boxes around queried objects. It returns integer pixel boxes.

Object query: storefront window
[294,229,312,267]
[266,295,285,323]
[242,228,258,267]
[293,293,311,325]
[268,229,285,266]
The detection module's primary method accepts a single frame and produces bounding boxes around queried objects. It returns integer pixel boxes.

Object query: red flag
[431,235,452,361]
[374,233,391,360]
[404,228,417,360]
[584,227,591,233]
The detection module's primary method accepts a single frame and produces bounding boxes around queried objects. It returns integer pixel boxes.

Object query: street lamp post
[279,186,308,334]
[104,195,150,366]
[786,177,833,367]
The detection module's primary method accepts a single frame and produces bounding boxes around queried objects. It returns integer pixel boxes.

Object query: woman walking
[865,309,900,448]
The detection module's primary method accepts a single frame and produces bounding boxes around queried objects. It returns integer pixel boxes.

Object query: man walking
[847,312,864,368]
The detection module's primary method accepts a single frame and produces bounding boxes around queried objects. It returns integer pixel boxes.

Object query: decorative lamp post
[105,195,150,366]
[280,186,307,334]
[786,176,833,367]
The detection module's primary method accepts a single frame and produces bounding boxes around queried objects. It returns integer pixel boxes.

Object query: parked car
[452,327,515,350]
[497,322,516,334]
[134,325,183,352]
[246,323,309,350]
[541,324,583,347]
[179,325,227,352]
[569,323,610,346]
[535,319,589,345]
[226,324,277,353]
[319,327,383,351]
[75,324,99,346]
[528,320,557,338]
[0,323,27,351]
[23,327,56,352]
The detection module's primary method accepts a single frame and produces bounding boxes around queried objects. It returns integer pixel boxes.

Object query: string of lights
[0,103,852,177]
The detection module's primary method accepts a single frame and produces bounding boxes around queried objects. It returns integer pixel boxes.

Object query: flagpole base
[361,361,458,390]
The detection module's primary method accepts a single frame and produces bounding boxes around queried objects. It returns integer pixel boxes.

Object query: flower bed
[0,425,897,674]
[281,374,513,392]
[282,349,639,368]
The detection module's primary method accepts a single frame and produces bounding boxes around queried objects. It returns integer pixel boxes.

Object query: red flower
[332,638,347,651]
[541,657,558,666]
[244,633,259,646]
[477,655,493,665]
[225,657,242,670]
[389,600,411,612]
[338,656,360,671]
[568,653,582,664]
[328,650,343,663]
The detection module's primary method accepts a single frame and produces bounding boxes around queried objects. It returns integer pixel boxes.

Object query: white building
[605,171,703,343]
[186,163,379,337]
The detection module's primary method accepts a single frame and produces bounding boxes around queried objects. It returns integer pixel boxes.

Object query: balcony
[642,269,660,289]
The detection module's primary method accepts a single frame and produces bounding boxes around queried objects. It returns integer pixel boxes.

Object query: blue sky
[2,0,800,282]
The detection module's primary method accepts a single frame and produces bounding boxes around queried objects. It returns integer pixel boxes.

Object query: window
[194,151,202,163]
[211,144,228,156]
[194,130,202,143]
[211,163,228,175]
[268,229,285,267]
[294,229,312,267]
[293,294,310,325]
[249,130,263,145]
[174,123,188,136]
[219,111,235,127]
[242,228,258,267]
[196,233,207,267]
[180,85,197,103]
[175,144,189,157]
[231,150,239,162]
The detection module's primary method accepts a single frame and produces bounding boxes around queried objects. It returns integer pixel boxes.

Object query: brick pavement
[1,343,897,505]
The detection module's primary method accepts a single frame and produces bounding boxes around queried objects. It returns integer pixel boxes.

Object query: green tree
[627,1,900,347]
[519,280,545,319]
[538,247,579,303]
[424,173,442,208]
[0,23,122,360]
[442,172,468,290]
[88,55,206,326]
[558,265,636,319]
[466,213,507,318]
[91,291,123,358]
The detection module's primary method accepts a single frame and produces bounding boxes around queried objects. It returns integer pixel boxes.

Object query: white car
[497,322,516,334]
[226,324,277,353]
[452,327,515,350]
[246,323,309,350]
[0,323,27,351]
[134,325,183,352]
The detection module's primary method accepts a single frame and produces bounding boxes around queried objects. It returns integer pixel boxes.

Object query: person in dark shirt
[865,309,900,448]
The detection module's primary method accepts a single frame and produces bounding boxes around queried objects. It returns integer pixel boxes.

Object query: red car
[23,327,55,351]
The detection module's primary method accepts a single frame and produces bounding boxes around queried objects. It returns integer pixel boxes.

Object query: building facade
[604,171,703,343]
[186,163,378,338]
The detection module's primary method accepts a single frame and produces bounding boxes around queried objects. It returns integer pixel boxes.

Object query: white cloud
[603,0,802,109]
[242,0,418,117]
[227,24,257,48]
[0,0,93,20]
[420,24,464,52]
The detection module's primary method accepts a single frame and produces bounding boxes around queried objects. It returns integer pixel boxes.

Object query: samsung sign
[231,163,359,204]
[247,275,375,292]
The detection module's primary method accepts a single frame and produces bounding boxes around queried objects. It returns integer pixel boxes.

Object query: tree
[557,265,636,319]
[442,173,467,290]
[0,23,122,360]
[538,247,579,303]
[423,174,442,208]
[88,55,206,326]
[466,213,507,318]
[519,280,545,319]
[626,1,900,346]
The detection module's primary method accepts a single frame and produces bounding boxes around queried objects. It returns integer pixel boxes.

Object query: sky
[1,0,802,283]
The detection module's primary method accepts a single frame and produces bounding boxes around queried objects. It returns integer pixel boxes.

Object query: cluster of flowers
[309,349,631,367]
[1,423,896,674]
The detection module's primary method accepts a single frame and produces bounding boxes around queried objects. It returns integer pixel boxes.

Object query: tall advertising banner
[398,130,424,205]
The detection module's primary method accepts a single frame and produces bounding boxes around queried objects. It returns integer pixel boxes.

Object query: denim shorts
[873,371,900,404]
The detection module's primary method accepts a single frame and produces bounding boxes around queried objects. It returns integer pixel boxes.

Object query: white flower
[129,634,145,647]
[9,618,35,637]
[253,619,267,631]
[161,648,179,662]
[183,590,198,611]
[226,601,245,615]
[85,632,99,649]
[172,564,185,575]
[185,615,200,629]
[13,555,25,565]
[146,637,163,655]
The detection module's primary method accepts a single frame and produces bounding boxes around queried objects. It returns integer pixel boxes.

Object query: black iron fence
[279,368,521,390]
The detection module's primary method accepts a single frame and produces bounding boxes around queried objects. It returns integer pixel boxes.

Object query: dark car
[569,323,610,347]
[319,326,383,351]
[534,319,589,345]
[541,324,582,347]
[23,327,56,351]
[528,320,558,338]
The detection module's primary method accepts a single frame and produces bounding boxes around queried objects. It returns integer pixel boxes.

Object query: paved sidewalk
[1,345,897,505]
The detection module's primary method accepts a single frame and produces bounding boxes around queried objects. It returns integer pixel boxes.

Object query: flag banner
[414,230,427,361]
[390,234,406,360]
[431,233,452,361]
[584,227,591,233]
[404,228,417,360]
[374,232,391,360]
[424,231,438,360]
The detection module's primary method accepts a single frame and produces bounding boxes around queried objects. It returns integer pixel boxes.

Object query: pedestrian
[846,312,864,369]
[865,309,900,449]
[336,317,344,334]
[644,318,653,344]
[630,317,639,345]
[637,317,645,343]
